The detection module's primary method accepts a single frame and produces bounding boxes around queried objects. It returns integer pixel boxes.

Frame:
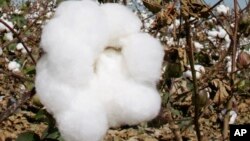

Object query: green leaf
[34,109,46,121]
[8,43,17,51]
[0,0,9,8]
[23,65,36,75]
[16,132,41,141]
[11,15,27,28]
[46,131,60,139]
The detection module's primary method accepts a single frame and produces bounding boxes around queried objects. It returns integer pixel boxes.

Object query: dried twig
[0,19,36,64]
[185,20,201,141]
[0,88,36,122]
[222,0,239,139]
[0,69,33,82]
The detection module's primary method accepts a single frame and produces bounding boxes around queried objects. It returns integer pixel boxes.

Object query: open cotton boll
[183,70,202,80]
[207,29,218,38]
[21,47,31,54]
[36,1,163,141]
[194,64,205,73]
[4,32,13,41]
[16,43,24,50]
[194,41,204,52]
[215,4,229,15]
[183,65,205,80]
[8,61,21,72]
[119,33,164,84]
[217,26,227,38]
[101,3,142,46]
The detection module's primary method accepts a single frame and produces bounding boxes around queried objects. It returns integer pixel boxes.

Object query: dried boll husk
[237,51,250,69]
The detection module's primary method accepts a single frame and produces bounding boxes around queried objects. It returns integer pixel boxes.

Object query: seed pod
[237,51,250,69]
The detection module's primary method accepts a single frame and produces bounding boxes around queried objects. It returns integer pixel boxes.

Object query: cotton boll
[194,64,205,73]
[219,109,237,124]
[16,43,24,50]
[36,1,163,141]
[217,26,227,38]
[215,4,229,15]
[194,41,204,52]
[21,47,32,54]
[183,70,192,79]
[183,65,205,80]
[207,30,218,38]
[229,110,237,124]
[119,33,164,84]
[8,61,21,72]
[101,3,142,46]
[224,35,231,48]
[4,32,13,41]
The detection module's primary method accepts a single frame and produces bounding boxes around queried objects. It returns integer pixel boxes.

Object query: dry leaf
[212,79,229,104]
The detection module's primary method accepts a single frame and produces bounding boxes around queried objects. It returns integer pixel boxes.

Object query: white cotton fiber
[92,48,161,127]
[40,0,109,87]
[101,3,142,46]
[119,33,164,84]
[55,94,108,141]
[8,60,21,72]
[36,0,163,141]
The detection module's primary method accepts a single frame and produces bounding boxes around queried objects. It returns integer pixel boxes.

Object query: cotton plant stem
[0,19,36,64]
[185,21,201,141]
[222,0,239,139]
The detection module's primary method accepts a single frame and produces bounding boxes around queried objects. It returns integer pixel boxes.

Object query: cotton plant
[35,0,164,141]
[183,64,205,80]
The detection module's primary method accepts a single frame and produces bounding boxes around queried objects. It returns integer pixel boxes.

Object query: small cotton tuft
[8,61,21,72]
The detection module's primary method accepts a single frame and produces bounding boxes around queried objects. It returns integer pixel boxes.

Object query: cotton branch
[222,0,239,139]
[0,19,36,64]
[184,20,201,141]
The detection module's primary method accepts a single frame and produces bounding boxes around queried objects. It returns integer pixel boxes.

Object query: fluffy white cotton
[16,43,24,50]
[215,4,229,15]
[40,0,110,88]
[183,65,205,80]
[207,29,218,38]
[119,33,164,84]
[169,19,180,32]
[36,1,163,141]
[0,18,14,31]
[8,61,21,72]
[16,43,31,54]
[217,26,227,38]
[101,3,142,46]
[4,32,13,41]
[194,41,204,52]
[91,48,161,127]
[219,109,237,124]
